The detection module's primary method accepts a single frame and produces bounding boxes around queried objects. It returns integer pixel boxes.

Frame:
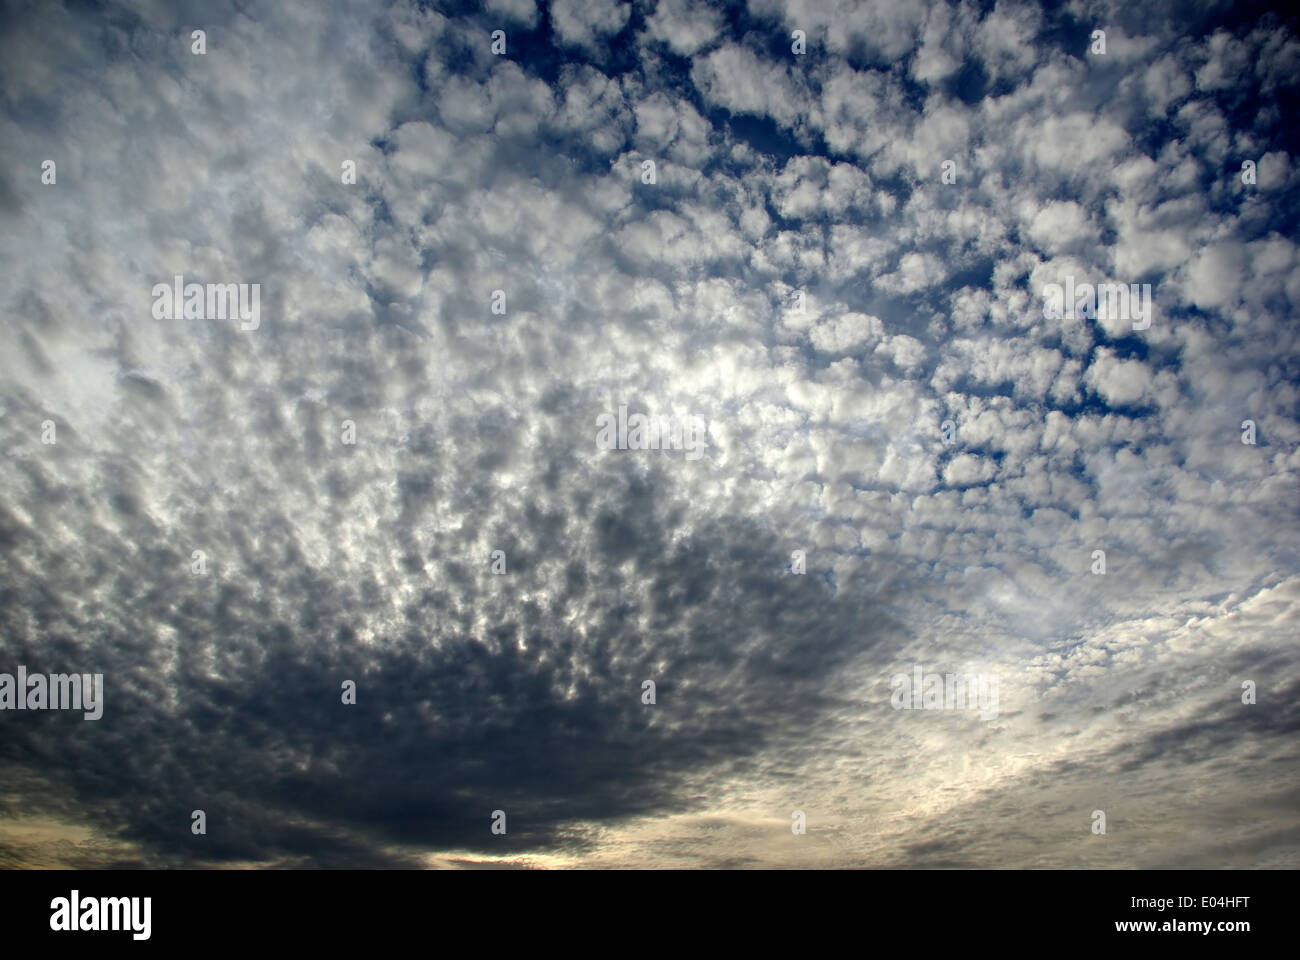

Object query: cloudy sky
[1,0,1297,870]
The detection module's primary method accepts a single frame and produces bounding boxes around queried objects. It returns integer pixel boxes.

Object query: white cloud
[550,0,631,51]
[643,0,723,56]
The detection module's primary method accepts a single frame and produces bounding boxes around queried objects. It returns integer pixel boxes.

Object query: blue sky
[0,0,1297,868]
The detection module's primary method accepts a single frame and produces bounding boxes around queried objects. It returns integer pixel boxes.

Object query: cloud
[550,0,631,53]
[0,0,1296,870]
[643,0,723,56]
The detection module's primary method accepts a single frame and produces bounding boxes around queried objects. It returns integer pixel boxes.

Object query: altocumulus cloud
[0,0,1298,869]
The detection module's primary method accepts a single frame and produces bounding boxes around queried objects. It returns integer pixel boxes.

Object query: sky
[0,0,1297,869]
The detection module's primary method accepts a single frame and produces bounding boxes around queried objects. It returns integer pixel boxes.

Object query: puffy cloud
[642,0,723,56]
[1180,242,1248,311]
[1084,348,1156,407]
[1027,200,1098,256]
[690,43,812,130]
[484,0,539,29]
[550,0,631,52]
[809,312,885,353]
